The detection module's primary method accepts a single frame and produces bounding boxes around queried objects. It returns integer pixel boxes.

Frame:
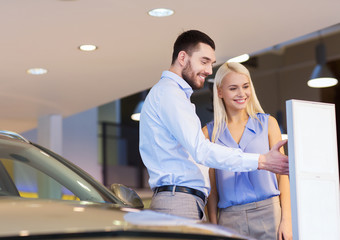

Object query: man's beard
[182,61,204,90]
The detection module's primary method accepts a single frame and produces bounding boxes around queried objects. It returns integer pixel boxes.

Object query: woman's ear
[217,86,223,98]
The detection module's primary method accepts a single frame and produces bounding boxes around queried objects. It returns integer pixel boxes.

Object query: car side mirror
[110,183,144,209]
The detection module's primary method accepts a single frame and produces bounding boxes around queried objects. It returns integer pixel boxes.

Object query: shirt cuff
[242,153,260,171]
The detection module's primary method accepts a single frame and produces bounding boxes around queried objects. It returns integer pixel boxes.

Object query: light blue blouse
[206,113,280,208]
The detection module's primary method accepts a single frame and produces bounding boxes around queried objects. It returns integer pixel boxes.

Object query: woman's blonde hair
[211,61,264,142]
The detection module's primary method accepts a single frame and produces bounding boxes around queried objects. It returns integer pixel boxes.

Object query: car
[0,197,252,240]
[0,130,251,239]
[0,130,143,208]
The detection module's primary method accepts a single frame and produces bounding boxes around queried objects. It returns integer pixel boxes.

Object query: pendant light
[131,101,144,121]
[131,90,148,121]
[308,42,338,88]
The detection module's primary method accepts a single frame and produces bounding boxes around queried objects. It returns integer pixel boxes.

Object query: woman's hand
[278,218,293,240]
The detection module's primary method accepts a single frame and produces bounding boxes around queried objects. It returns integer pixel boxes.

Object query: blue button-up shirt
[139,71,259,196]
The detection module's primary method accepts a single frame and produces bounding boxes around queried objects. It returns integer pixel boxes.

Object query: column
[37,114,63,199]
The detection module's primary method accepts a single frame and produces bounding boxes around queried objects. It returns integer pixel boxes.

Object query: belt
[154,185,206,202]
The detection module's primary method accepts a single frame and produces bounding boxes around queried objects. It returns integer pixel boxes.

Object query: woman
[203,62,292,240]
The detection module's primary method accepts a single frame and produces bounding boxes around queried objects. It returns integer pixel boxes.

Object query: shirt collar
[238,116,259,150]
[216,116,257,149]
[161,71,193,99]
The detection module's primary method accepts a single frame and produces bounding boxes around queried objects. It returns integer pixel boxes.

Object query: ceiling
[1,0,340,133]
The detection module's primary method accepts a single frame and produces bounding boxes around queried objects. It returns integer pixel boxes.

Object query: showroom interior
[1,1,340,239]
[0,1,338,199]
[20,23,340,192]
[0,0,340,194]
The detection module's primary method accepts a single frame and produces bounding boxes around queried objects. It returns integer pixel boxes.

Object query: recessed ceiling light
[79,44,97,51]
[27,68,47,75]
[227,54,250,63]
[148,8,174,17]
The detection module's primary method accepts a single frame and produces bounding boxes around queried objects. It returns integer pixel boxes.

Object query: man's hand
[258,139,289,175]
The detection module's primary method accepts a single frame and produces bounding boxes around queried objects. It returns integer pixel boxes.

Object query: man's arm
[160,82,289,174]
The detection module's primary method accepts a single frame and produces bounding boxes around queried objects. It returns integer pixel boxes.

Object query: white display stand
[286,99,340,240]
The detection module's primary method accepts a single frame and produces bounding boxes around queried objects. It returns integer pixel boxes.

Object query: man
[139,30,288,220]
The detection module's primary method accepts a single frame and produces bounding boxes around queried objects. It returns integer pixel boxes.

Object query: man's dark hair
[171,30,215,64]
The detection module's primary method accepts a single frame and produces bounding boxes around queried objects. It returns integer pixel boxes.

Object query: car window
[0,137,108,203]
[0,158,79,200]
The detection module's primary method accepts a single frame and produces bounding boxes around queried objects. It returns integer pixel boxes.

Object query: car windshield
[0,136,113,203]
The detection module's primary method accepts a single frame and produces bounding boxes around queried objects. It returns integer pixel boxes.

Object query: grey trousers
[150,191,206,221]
[218,196,281,240]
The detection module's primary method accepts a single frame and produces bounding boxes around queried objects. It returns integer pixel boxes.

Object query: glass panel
[1,158,79,200]
[0,138,106,203]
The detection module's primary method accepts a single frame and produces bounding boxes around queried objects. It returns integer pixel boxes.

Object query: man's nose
[205,65,213,75]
